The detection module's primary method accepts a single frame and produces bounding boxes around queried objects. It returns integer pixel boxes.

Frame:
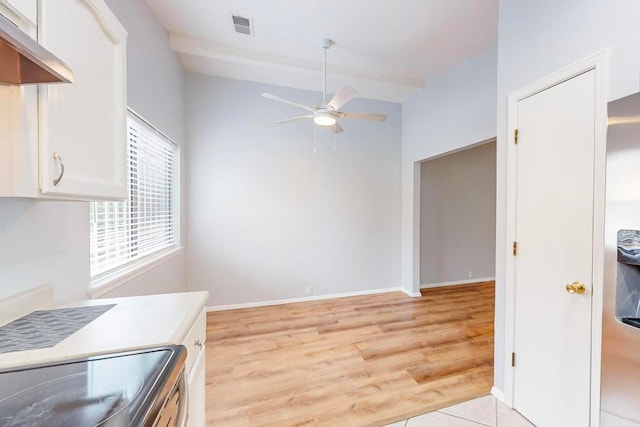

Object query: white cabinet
[38,0,127,199]
[0,0,36,36]
[188,347,206,427]
[5,0,35,23]
[0,85,40,197]
[0,1,38,197]
[0,0,127,200]
[181,309,207,426]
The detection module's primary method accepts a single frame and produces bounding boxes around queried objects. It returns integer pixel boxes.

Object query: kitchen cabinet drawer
[182,309,206,376]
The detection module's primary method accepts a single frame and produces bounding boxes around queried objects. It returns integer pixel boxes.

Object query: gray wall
[420,141,496,285]
[401,47,498,296]
[494,0,640,396]
[0,0,186,302]
[185,74,402,307]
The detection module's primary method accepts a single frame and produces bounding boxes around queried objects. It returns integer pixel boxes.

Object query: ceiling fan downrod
[321,38,334,102]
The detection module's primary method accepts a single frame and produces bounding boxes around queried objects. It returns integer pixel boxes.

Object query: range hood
[0,13,72,84]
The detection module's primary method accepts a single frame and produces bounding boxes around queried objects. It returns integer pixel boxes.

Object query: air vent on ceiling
[231,15,252,36]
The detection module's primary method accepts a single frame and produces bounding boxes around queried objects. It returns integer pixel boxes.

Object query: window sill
[88,247,183,298]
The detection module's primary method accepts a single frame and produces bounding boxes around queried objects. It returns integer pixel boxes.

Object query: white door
[513,69,596,426]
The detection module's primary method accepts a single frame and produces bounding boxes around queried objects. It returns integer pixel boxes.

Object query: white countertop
[0,291,209,370]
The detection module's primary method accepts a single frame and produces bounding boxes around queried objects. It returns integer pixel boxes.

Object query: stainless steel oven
[0,345,187,426]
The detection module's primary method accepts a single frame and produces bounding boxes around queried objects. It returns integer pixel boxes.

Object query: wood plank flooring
[205,281,495,426]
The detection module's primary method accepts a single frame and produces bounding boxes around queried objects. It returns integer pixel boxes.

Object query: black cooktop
[0,346,185,427]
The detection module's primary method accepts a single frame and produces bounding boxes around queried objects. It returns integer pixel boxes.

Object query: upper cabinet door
[0,0,37,35]
[38,0,127,200]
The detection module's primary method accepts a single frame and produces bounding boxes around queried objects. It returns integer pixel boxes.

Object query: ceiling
[145,0,499,103]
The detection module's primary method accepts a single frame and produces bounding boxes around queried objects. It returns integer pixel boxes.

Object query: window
[89,110,177,282]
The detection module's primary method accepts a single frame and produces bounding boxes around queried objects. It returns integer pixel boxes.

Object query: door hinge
[512,241,517,256]
[514,128,519,144]
[512,352,516,367]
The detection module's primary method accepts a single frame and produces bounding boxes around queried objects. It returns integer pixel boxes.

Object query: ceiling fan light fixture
[261,37,387,134]
[313,112,336,127]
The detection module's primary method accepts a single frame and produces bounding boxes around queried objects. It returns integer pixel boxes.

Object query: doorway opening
[413,138,498,405]
[418,139,497,289]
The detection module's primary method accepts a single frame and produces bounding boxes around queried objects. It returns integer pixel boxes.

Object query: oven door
[151,369,189,427]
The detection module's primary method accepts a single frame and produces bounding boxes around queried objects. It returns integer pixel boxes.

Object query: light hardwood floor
[205,281,495,426]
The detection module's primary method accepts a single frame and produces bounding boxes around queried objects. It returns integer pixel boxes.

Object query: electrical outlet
[306,286,313,296]
[468,270,473,279]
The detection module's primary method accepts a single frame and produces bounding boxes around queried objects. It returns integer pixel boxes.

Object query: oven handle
[177,370,189,427]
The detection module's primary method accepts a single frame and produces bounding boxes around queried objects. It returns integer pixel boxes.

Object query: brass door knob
[566,281,586,294]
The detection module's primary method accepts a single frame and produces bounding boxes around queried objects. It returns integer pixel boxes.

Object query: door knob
[566,281,586,294]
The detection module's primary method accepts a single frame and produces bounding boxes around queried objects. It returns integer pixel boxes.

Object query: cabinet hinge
[514,129,519,144]
[513,241,517,256]
[512,352,516,367]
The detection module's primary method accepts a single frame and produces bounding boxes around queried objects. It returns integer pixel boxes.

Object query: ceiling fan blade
[340,111,388,122]
[332,122,344,134]
[274,115,313,124]
[262,93,315,112]
[327,86,358,111]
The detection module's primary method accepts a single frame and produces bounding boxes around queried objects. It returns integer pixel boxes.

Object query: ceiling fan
[262,38,387,134]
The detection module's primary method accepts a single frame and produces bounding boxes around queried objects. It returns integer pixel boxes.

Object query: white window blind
[89,111,176,279]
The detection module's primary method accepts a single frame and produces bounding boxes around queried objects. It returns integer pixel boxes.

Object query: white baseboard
[491,386,506,404]
[420,277,495,289]
[402,288,423,298]
[207,287,403,312]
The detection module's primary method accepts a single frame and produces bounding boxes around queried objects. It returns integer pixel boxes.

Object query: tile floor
[384,395,535,426]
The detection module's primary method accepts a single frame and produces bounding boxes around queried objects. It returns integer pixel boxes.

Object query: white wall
[185,74,402,307]
[401,46,498,295]
[494,0,640,395]
[0,199,89,302]
[0,0,186,303]
[420,141,496,285]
